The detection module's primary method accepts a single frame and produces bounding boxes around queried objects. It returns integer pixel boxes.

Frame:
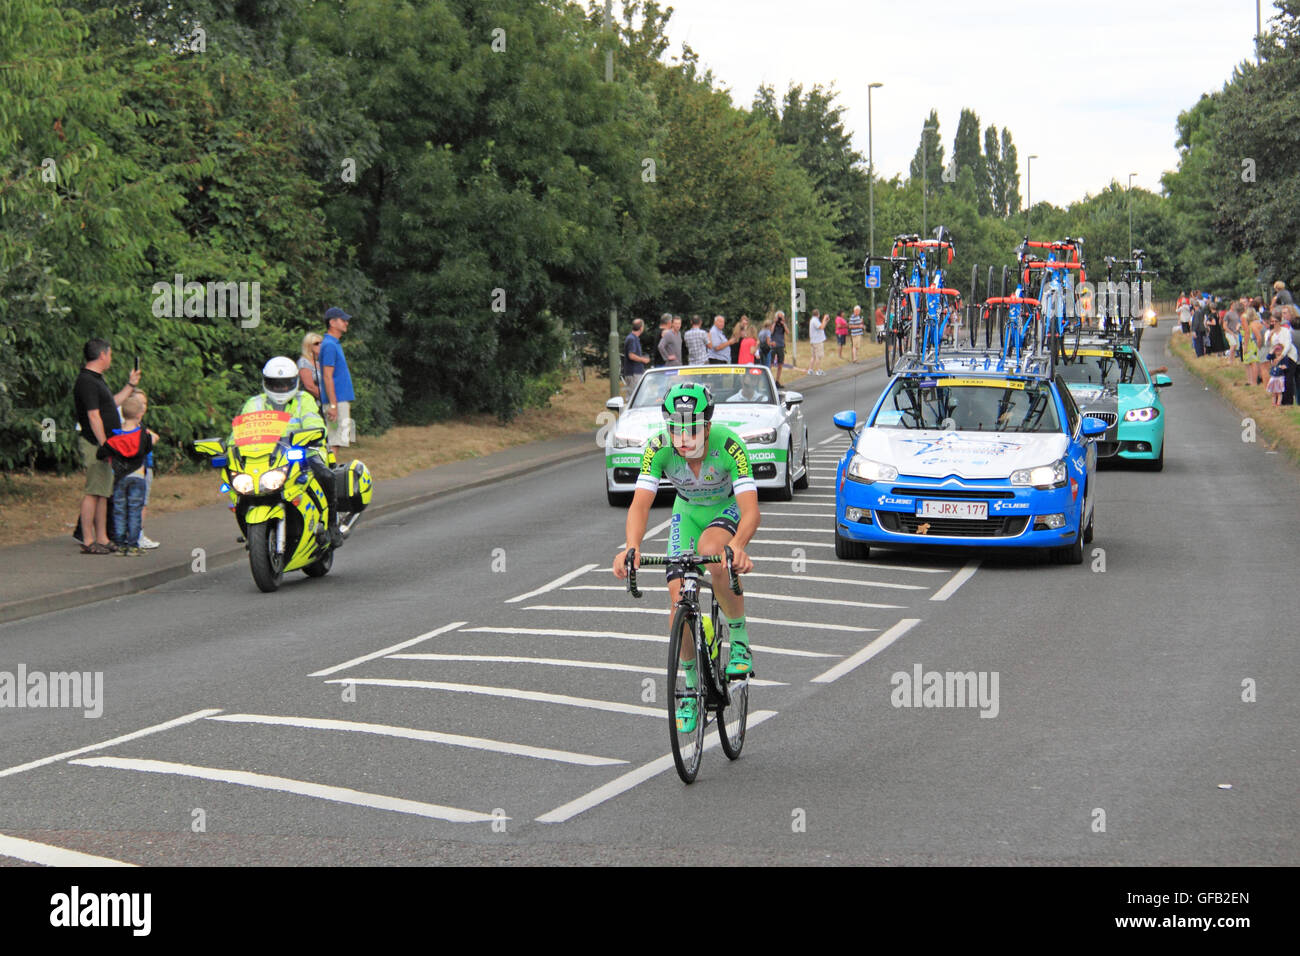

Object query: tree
[984,124,1004,216]
[908,109,944,198]
[1001,128,1021,217]
[953,109,989,215]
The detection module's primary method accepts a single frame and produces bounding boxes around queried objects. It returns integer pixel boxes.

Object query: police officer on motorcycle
[236,356,343,547]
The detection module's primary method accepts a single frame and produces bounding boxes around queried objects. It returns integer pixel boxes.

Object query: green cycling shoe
[675,696,699,734]
[725,639,752,679]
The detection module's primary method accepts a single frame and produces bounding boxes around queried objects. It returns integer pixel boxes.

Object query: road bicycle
[890,229,956,368]
[1021,237,1086,369]
[867,253,911,375]
[625,547,746,783]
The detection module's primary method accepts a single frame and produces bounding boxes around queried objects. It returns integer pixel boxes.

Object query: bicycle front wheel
[668,605,706,783]
[716,602,749,760]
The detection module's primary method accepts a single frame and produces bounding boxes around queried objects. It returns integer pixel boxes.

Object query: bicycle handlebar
[902,286,961,296]
[625,547,742,599]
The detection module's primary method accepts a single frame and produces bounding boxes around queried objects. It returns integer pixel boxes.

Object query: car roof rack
[892,347,1056,381]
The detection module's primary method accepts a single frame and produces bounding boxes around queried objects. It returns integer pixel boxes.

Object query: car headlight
[846,456,898,483]
[259,467,288,493]
[231,473,255,495]
[1010,460,1067,488]
[610,433,643,449]
[1123,406,1160,422]
[741,428,778,445]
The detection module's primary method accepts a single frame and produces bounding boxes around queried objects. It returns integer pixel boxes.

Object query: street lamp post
[1026,154,1038,235]
[922,123,937,236]
[868,82,883,324]
[1127,171,1138,255]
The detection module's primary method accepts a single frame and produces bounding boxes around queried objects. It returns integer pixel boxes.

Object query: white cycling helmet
[262,356,300,406]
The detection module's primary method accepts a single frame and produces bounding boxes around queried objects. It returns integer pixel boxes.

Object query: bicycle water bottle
[702,612,719,663]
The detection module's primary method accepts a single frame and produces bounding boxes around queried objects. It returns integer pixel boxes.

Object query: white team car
[604,365,809,505]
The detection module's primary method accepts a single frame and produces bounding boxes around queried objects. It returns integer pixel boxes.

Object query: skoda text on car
[832,356,1108,564]
[605,366,809,504]
[1057,336,1171,471]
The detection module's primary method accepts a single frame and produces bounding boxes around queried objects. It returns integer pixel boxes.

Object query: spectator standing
[73,338,139,554]
[1266,344,1292,405]
[96,393,156,556]
[1176,297,1193,334]
[1206,303,1228,355]
[622,317,651,387]
[1191,300,1207,358]
[130,389,160,549]
[807,309,827,376]
[657,312,682,366]
[706,315,732,364]
[1242,307,1265,385]
[757,319,773,367]
[299,332,324,402]
[873,304,886,344]
[770,311,788,385]
[729,316,750,364]
[835,311,848,357]
[683,315,709,366]
[1271,280,1295,314]
[320,306,356,456]
[738,322,759,364]
[846,305,865,361]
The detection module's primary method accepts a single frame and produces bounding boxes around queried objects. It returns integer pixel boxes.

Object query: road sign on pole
[793,257,808,279]
[866,265,881,289]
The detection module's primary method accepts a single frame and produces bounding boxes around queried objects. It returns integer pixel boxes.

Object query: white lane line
[761,508,838,516]
[0,833,137,867]
[559,585,903,610]
[817,435,847,446]
[458,626,841,656]
[0,708,223,779]
[388,652,783,687]
[624,517,673,549]
[536,710,780,823]
[749,538,835,548]
[594,558,948,573]
[70,756,496,823]
[792,493,837,499]
[506,564,600,603]
[207,713,624,767]
[324,678,662,718]
[742,572,923,591]
[930,560,981,601]
[811,618,922,684]
[760,526,834,534]
[309,621,466,678]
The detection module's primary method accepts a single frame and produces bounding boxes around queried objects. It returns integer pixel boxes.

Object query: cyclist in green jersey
[612,382,760,731]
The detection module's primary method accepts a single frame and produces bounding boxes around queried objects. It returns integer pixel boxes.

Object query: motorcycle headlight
[231,473,255,495]
[741,428,778,445]
[1010,460,1067,488]
[610,433,643,449]
[846,456,898,484]
[259,467,288,492]
[1123,406,1159,422]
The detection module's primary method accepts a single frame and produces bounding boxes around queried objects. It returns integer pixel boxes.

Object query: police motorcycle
[193,357,372,592]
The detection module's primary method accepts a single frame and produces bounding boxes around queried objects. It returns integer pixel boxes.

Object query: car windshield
[1056,350,1147,386]
[631,368,775,407]
[872,378,1061,433]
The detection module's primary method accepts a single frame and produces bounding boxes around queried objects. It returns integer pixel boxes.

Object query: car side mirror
[783,390,804,406]
[833,410,857,432]
[606,397,625,412]
[1081,417,1108,438]
[1153,374,1172,388]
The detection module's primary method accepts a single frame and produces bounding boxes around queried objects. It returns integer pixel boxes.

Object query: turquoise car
[1057,338,1172,470]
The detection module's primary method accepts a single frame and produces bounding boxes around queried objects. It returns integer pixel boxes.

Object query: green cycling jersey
[636,423,756,507]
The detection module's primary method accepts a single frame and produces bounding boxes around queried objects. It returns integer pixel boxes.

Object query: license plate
[916,500,988,520]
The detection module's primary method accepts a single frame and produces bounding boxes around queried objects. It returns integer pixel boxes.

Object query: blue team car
[832,356,1109,564]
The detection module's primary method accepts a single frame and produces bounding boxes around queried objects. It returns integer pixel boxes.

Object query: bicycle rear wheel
[668,605,706,783]
[716,602,749,760]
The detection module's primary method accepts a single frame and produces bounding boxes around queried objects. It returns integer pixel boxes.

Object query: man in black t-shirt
[74,338,140,553]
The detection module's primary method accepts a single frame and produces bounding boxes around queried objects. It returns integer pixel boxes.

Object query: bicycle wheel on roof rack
[968,264,980,348]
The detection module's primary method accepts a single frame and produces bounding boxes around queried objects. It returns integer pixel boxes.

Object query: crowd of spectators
[1176,282,1298,405]
[620,307,872,391]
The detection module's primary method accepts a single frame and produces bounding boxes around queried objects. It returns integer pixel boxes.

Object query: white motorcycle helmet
[262,356,300,406]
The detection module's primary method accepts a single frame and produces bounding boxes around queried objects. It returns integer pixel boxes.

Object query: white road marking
[761,508,838,515]
[811,618,922,683]
[207,713,624,766]
[791,493,837,499]
[324,678,662,717]
[930,560,981,601]
[0,708,222,779]
[536,710,780,823]
[817,434,847,445]
[759,526,834,534]
[391,652,661,674]
[70,756,497,823]
[742,572,923,590]
[506,564,600,603]
[622,517,673,549]
[0,833,137,867]
[595,558,948,573]
[749,538,835,548]
[558,586,902,609]
[309,621,466,678]
[458,625,841,656]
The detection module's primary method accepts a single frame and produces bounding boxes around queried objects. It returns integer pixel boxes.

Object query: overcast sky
[655,0,1279,207]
